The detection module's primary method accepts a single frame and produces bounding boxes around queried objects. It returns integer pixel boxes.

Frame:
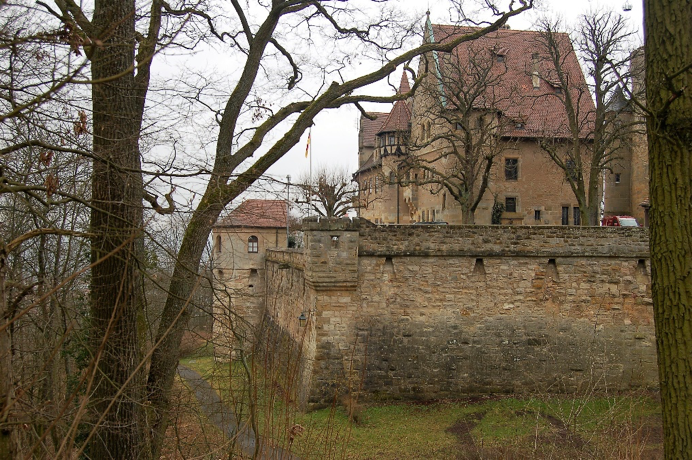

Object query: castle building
[211,199,288,357]
[355,24,621,226]
[602,49,650,226]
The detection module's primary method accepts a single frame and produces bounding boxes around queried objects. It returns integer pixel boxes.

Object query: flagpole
[308,127,312,217]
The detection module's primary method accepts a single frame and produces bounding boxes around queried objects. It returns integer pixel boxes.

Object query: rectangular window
[505,158,519,181]
[561,206,569,225]
[388,134,395,145]
[534,210,541,221]
[615,173,621,184]
[573,207,581,226]
[248,236,259,253]
[505,197,517,213]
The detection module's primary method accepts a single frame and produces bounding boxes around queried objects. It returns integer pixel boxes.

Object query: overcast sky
[261,0,643,192]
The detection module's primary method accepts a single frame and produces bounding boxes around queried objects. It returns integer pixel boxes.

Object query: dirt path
[177,364,298,459]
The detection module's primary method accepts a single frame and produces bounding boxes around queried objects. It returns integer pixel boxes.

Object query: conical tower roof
[397,71,411,94]
[377,72,411,134]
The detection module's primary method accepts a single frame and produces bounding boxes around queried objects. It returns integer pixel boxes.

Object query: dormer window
[496,54,505,63]
[515,122,525,130]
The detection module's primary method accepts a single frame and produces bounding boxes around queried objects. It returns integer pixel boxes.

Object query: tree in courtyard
[401,36,518,224]
[295,167,358,218]
[9,0,535,457]
[535,11,639,226]
[644,0,692,456]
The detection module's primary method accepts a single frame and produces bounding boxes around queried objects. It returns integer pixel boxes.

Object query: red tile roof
[430,25,595,139]
[359,112,387,148]
[378,99,411,134]
[216,199,287,228]
[378,72,412,134]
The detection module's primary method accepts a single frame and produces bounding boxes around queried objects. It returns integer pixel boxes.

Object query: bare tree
[403,37,519,224]
[535,11,638,226]
[296,167,357,218]
[0,0,536,457]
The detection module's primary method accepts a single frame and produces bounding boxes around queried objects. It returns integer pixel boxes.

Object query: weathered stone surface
[259,219,657,409]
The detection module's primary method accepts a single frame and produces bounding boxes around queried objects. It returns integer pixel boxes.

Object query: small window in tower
[216,235,222,253]
[248,235,258,253]
[561,206,569,225]
[573,207,581,226]
[331,235,339,248]
[615,173,621,184]
[534,209,541,221]
[505,197,517,213]
[389,171,396,186]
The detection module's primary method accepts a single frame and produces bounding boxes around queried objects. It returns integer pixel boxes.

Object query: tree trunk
[586,166,601,226]
[0,246,15,458]
[644,0,692,456]
[146,191,225,458]
[462,206,475,224]
[88,0,146,457]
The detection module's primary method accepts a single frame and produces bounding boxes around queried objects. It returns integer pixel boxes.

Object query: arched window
[216,235,222,253]
[248,235,258,253]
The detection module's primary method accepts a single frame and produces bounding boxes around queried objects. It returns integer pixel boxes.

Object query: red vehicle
[601,215,640,227]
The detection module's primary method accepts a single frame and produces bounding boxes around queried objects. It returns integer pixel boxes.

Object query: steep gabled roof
[216,199,287,228]
[430,25,595,139]
[359,112,387,148]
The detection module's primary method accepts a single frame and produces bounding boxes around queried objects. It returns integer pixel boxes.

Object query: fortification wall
[262,219,657,408]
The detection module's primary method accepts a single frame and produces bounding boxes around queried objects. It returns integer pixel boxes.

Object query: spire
[425,10,434,43]
[397,71,410,95]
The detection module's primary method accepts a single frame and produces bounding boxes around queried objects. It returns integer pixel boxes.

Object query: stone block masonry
[261,218,657,409]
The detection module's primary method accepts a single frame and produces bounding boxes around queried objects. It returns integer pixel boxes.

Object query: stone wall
[261,218,657,408]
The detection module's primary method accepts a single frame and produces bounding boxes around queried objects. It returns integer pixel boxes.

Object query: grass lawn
[179,350,663,459]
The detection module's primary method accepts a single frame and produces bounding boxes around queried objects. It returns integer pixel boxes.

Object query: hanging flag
[305,132,311,158]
